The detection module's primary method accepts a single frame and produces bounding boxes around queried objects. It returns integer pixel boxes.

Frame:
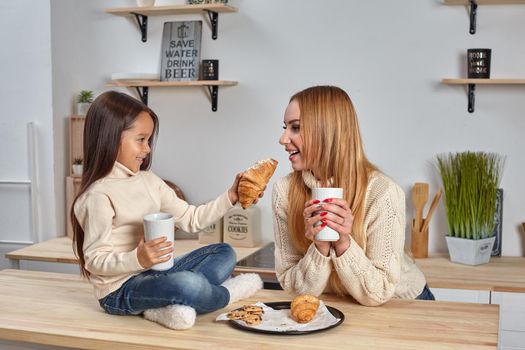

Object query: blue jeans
[416,284,435,300]
[99,243,236,315]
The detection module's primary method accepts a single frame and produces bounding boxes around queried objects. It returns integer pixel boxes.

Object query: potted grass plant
[76,90,94,115]
[72,157,83,176]
[437,151,504,265]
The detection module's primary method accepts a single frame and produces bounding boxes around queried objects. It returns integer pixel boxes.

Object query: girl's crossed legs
[100,243,236,315]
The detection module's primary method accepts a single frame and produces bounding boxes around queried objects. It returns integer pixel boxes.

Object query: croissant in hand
[291,294,320,324]
[238,158,278,209]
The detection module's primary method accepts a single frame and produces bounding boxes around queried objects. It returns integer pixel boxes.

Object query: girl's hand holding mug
[137,236,174,269]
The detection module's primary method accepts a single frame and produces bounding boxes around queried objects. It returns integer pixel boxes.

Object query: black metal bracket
[469,0,478,34]
[130,10,221,42]
[133,13,148,42]
[135,86,149,105]
[468,83,476,113]
[206,10,219,40]
[131,85,223,111]
[206,85,219,111]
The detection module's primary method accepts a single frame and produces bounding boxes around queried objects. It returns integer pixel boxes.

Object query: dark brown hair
[70,91,159,278]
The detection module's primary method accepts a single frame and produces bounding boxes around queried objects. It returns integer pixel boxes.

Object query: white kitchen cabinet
[431,288,525,348]
[491,291,525,350]
[499,330,525,350]
[431,287,491,304]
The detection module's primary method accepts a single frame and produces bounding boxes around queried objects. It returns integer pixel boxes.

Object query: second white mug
[143,212,174,271]
[311,187,343,241]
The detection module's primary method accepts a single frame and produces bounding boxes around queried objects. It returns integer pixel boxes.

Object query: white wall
[0,0,55,246]
[2,0,524,260]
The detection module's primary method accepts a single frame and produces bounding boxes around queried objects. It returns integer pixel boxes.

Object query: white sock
[143,304,196,330]
[221,273,263,304]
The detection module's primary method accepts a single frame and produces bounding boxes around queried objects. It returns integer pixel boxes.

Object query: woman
[272,85,434,306]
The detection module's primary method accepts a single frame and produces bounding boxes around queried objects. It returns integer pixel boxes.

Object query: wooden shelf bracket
[133,13,148,42]
[469,0,478,34]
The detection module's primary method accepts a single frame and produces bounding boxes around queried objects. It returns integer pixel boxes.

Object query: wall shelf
[107,80,238,111]
[445,0,525,3]
[442,78,525,112]
[444,0,525,34]
[105,4,237,42]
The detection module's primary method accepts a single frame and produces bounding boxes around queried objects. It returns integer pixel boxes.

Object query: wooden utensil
[412,183,429,232]
[421,188,443,233]
[411,219,429,258]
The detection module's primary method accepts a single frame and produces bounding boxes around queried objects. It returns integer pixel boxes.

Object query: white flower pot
[72,164,83,176]
[76,103,91,116]
[445,236,496,266]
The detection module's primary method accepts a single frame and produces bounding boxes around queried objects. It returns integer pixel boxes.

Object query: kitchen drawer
[492,291,525,332]
[499,330,525,349]
[432,288,490,304]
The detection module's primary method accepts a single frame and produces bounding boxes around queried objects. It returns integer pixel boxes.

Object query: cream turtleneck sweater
[74,162,233,299]
[272,170,426,306]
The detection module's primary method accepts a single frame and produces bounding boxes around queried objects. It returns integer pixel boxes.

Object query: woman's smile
[279,100,305,171]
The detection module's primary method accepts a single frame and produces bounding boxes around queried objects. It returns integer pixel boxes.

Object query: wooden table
[0,269,499,350]
[5,237,261,269]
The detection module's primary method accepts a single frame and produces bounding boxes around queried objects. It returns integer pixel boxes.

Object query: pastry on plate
[291,294,320,324]
[226,304,264,325]
[238,158,278,209]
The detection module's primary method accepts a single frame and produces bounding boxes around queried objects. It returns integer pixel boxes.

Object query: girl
[71,91,262,330]
[272,85,434,306]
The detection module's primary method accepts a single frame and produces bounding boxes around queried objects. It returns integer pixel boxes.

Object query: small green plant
[78,90,94,103]
[73,157,83,165]
[437,151,504,240]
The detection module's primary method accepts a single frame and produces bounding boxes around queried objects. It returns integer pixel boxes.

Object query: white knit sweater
[272,170,426,306]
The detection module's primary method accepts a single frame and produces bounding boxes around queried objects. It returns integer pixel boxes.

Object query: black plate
[228,301,345,335]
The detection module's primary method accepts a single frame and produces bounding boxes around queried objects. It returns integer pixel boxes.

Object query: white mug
[311,188,344,241]
[143,212,174,270]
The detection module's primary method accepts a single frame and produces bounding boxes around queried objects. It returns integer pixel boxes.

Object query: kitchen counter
[6,237,261,268]
[415,254,525,293]
[0,269,499,350]
[7,239,525,292]
[236,244,525,293]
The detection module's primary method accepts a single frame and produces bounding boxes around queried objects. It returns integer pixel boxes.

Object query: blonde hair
[287,86,377,295]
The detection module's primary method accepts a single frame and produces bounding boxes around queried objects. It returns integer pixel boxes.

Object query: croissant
[291,294,320,324]
[238,158,278,209]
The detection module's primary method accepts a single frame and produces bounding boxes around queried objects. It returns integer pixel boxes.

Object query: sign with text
[160,21,202,81]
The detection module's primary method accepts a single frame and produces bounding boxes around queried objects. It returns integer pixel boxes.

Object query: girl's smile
[117,112,154,173]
